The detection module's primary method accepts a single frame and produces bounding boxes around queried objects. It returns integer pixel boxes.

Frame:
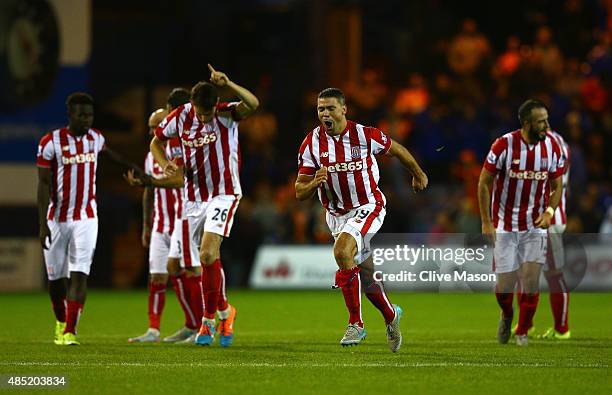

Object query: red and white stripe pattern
[36,128,106,222]
[297,121,390,216]
[483,130,565,232]
[155,102,242,202]
[548,131,570,226]
[144,137,184,234]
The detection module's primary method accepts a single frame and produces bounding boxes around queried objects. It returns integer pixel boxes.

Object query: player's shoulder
[491,130,516,149]
[216,101,238,113]
[39,129,59,145]
[89,128,105,139]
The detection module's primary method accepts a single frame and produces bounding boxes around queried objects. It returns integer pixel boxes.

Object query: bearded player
[478,99,564,346]
[295,88,428,352]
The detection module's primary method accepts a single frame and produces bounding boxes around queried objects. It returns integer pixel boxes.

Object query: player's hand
[412,171,428,192]
[313,167,328,187]
[208,64,230,87]
[535,211,553,229]
[123,169,144,186]
[481,222,496,244]
[163,157,179,177]
[39,223,51,250]
[142,227,151,248]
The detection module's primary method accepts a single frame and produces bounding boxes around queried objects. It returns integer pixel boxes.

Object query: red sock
[148,282,166,330]
[217,264,229,312]
[184,275,204,324]
[364,281,395,324]
[547,274,570,333]
[170,274,198,329]
[335,267,363,327]
[516,293,539,335]
[51,298,66,322]
[495,289,514,320]
[64,300,83,335]
[201,260,222,319]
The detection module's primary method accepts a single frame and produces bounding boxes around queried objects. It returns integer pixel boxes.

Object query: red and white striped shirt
[144,137,184,234]
[483,129,565,232]
[548,131,570,226]
[36,127,106,222]
[297,120,391,216]
[155,102,241,202]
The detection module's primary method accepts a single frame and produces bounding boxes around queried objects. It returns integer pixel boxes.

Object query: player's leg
[542,225,570,339]
[196,196,239,347]
[61,218,98,345]
[176,210,205,342]
[43,220,71,344]
[163,226,200,342]
[514,230,546,346]
[333,232,367,346]
[129,232,169,343]
[493,232,519,344]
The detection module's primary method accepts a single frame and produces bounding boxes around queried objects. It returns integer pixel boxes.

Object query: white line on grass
[1,361,608,369]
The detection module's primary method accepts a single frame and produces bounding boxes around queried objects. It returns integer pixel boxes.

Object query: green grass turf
[0,290,610,394]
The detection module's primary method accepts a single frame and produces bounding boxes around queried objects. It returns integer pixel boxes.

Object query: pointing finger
[208,64,216,73]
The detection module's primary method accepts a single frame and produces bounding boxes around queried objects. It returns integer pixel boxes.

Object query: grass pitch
[0,290,610,394]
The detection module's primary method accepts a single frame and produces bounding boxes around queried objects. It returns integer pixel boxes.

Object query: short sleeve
[98,132,106,152]
[36,133,54,168]
[216,101,240,124]
[549,145,565,180]
[297,135,316,176]
[483,137,508,173]
[367,127,392,155]
[155,107,182,141]
[144,153,153,176]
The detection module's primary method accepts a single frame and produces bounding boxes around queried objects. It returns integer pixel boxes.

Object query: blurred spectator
[447,19,491,76]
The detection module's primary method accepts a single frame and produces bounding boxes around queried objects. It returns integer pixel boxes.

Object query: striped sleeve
[144,152,153,176]
[367,127,392,155]
[36,132,54,167]
[155,106,182,141]
[549,139,565,179]
[297,133,316,176]
[483,137,508,173]
[217,101,240,122]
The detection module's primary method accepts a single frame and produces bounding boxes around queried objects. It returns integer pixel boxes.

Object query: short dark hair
[66,92,94,110]
[167,88,190,110]
[318,88,345,105]
[518,99,547,125]
[191,82,218,109]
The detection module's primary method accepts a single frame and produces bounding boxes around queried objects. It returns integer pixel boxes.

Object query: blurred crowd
[232,0,612,255]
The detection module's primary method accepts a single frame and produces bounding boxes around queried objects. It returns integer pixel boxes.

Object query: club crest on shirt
[351,147,360,159]
[512,159,520,164]
[62,145,70,151]
[321,152,329,158]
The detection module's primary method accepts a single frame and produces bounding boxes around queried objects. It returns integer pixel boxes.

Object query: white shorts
[168,220,182,260]
[149,231,171,274]
[43,218,98,280]
[181,195,240,268]
[326,203,386,264]
[493,229,547,274]
[544,223,566,272]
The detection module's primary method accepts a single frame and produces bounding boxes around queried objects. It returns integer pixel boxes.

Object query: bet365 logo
[61,153,95,165]
[182,132,217,148]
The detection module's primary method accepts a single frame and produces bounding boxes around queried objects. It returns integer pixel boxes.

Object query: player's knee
[166,258,181,275]
[150,273,168,285]
[333,245,354,268]
[199,249,218,266]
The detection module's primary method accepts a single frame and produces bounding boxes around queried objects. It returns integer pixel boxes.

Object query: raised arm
[208,64,259,119]
[387,139,428,192]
